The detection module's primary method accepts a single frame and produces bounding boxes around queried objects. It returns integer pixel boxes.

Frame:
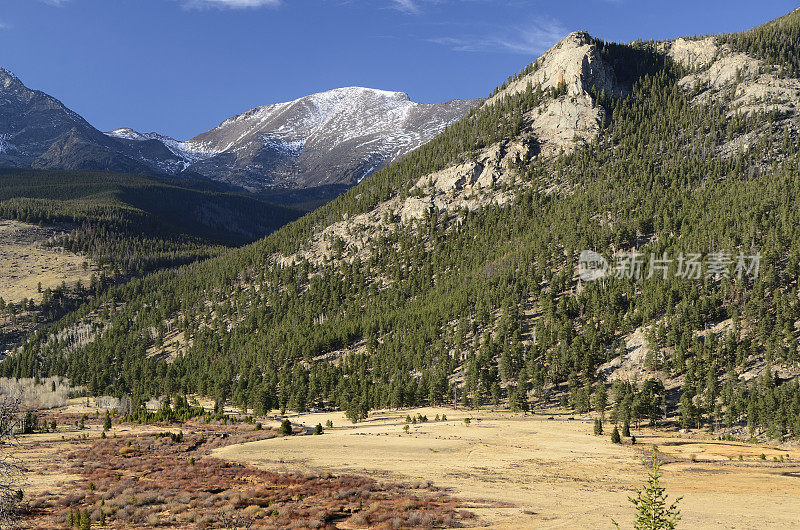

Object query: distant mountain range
[0,69,479,198]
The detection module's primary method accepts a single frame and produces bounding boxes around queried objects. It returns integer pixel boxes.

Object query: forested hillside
[6,10,800,441]
[0,168,302,275]
[718,8,800,77]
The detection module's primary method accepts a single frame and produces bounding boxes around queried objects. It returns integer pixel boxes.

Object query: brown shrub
[24,421,472,528]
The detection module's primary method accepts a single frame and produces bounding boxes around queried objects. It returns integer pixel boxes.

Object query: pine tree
[614,447,681,529]
[510,384,529,412]
[594,418,604,435]
[594,384,608,417]
[80,508,91,530]
[678,391,698,430]
[611,426,621,444]
[279,419,292,436]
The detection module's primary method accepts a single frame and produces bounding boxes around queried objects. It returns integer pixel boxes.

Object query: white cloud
[183,0,281,8]
[391,0,421,14]
[429,18,567,55]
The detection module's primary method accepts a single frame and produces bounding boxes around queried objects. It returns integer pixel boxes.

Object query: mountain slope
[0,69,479,198]
[0,168,302,273]
[6,11,800,440]
[0,167,303,358]
[109,87,480,193]
[0,69,146,173]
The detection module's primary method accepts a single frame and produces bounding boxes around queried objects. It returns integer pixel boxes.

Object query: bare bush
[0,377,77,410]
[95,396,120,410]
[24,422,470,528]
[145,397,163,411]
[219,509,255,529]
[0,395,23,527]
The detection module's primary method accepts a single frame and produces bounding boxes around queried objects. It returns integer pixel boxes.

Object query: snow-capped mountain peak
[0,65,480,196]
[172,86,481,191]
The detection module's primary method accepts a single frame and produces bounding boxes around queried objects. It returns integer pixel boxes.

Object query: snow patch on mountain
[102,87,478,190]
[173,86,479,190]
[262,135,305,154]
[0,134,12,154]
[105,127,216,167]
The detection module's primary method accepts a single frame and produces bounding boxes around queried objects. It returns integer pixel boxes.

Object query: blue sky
[0,0,796,139]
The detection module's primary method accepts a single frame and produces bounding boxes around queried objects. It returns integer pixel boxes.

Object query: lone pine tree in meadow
[279,419,292,436]
[614,446,681,530]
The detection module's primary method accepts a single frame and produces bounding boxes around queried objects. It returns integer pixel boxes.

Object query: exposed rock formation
[529,93,602,154]
[669,37,800,158]
[487,31,627,106]
[668,37,719,71]
[670,37,800,116]
[485,32,625,157]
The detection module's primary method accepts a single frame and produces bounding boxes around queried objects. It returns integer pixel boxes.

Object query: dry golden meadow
[13,399,800,528]
[216,407,800,529]
[0,220,95,305]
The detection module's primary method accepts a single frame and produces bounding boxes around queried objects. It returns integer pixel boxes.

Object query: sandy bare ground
[0,219,95,304]
[214,407,800,528]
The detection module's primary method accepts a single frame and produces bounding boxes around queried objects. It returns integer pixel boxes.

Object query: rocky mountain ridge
[0,70,479,198]
[140,87,480,192]
[0,68,139,173]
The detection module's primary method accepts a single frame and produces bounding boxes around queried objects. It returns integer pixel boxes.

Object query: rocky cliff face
[668,37,800,159]
[486,32,625,157]
[487,32,626,105]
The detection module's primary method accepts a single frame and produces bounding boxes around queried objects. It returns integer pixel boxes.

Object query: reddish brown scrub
[22,424,471,528]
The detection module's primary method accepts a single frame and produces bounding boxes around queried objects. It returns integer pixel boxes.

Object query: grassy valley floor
[13,402,472,528]
[214,407,800,529]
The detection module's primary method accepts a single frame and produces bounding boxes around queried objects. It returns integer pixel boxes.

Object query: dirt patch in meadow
[215,408,800,529]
